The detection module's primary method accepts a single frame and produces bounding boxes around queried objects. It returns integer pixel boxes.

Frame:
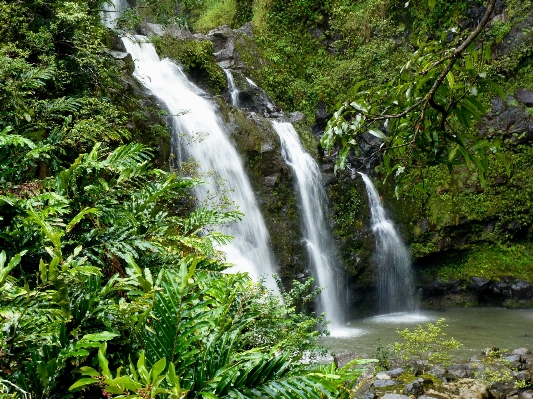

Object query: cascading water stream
[358,173,416,313]
[101,0,129,29]
[224,70,239,108]
[271,121,343,327]
[122,36,279,291]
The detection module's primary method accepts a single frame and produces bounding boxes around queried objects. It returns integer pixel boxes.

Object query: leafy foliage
[323,0,504,185]
[393,318,462,372]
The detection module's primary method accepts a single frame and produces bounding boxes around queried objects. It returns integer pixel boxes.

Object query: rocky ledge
[337,347,533,399]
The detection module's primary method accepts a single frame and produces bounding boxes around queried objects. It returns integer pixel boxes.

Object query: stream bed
[321,307,533,360]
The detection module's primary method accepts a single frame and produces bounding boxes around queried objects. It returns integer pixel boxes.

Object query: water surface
[322,308,533,360]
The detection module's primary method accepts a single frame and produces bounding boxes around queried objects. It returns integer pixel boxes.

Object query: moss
[193,0,237,33]
[152,36,226,94]
[421,242,533,282]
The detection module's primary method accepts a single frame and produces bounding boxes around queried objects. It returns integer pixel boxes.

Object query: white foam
[367,312,434,324]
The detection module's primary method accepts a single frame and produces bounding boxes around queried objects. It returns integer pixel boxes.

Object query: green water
[321,308,533,360]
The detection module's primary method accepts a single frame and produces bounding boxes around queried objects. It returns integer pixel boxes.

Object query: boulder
[374,379,399,388]
[516,89,533,107]
[381,395,411,399]
[333,352,359,369]
[404,378,425,397]
[471,276,489,291]
[446,363,475,380]
[511,281,533,299]
[425,379,490,399]
[512,348,532,356]
[515,370,531,383]
[386,368,405,379]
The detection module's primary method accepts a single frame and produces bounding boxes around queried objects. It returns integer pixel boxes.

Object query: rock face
[216,100,306,282]
[133,17,533,311]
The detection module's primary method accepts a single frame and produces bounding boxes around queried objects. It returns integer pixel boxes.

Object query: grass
[193,0,237,33]
[423,243,533,282]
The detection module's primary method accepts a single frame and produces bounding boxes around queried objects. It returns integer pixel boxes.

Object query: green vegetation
[0,0,372,396]
[152,36,227,94]
[193,0,237,32]
[392,319,462,372]
[422,243,533,282]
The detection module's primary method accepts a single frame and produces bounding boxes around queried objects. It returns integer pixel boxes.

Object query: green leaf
[69,378,98,390]
[446,71,455,90]
[152,358,167,381]
[368,129,386,139]
[80,366,100,377]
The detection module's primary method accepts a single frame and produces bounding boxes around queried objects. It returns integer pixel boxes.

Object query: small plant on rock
[393,318,462,373]
[473,348,516,387]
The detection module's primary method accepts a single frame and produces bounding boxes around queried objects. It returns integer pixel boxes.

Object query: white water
[122,36,279,290]
[272,121,343,327]
[101,0,129,29]
[224,70,239,108]
[359,173,416,313]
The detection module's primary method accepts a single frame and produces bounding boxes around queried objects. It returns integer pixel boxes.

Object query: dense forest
[1,0,533,397]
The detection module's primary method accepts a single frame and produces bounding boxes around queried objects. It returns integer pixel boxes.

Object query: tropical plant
[323,0,503,187]
[392,318,462,372]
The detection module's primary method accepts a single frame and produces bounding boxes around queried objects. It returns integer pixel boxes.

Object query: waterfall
[358,173,416,313]
[271,121,343,326]
[224,70,239,108]
[101,0,129,29]
[122,36,279,291]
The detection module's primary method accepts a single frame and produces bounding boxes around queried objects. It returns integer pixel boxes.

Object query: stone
[287,112,306,124]
[374,379,399,388]
[333,352,359,369]
[381,395,411,399]
[447,378,490,399]
[511,281,533,299]
[375,371,392,380]
[428,364,448,381]
[471,276,489,291]
[446,363,475,380]
[404,378,425,397]
[515,370,531,383]
[518,389,533,399]
[361,391,376,399]
[387,368,405,379]
[512,348,532,356]
[516,88,533,107]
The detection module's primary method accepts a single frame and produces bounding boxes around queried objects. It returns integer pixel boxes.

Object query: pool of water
[320,308,533,360]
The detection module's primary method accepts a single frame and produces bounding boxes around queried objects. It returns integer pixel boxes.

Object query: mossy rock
[152,36,226,94]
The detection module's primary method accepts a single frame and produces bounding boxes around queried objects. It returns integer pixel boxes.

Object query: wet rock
[375,371,393,380]
[287,112,306,124]
[512,348,532,356]
[445,378,490,398]
[516,89,533,107]
[511,281,533,299]
[385,368,405,379]
[312,100,331,136]
[481,96,533,144]
[471,276,489,291]
[446,363,475,380]
[223,70,278,115]
[514,370,531,383]
[361,391,377,399]
[503,354,523,369]
[404,378,425,397]
[522,354,533,369]
[428,364,448,381]
[333,352,359,369]
[490,280,512,299]
[207,25,235,68]
[374,379,399,388]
